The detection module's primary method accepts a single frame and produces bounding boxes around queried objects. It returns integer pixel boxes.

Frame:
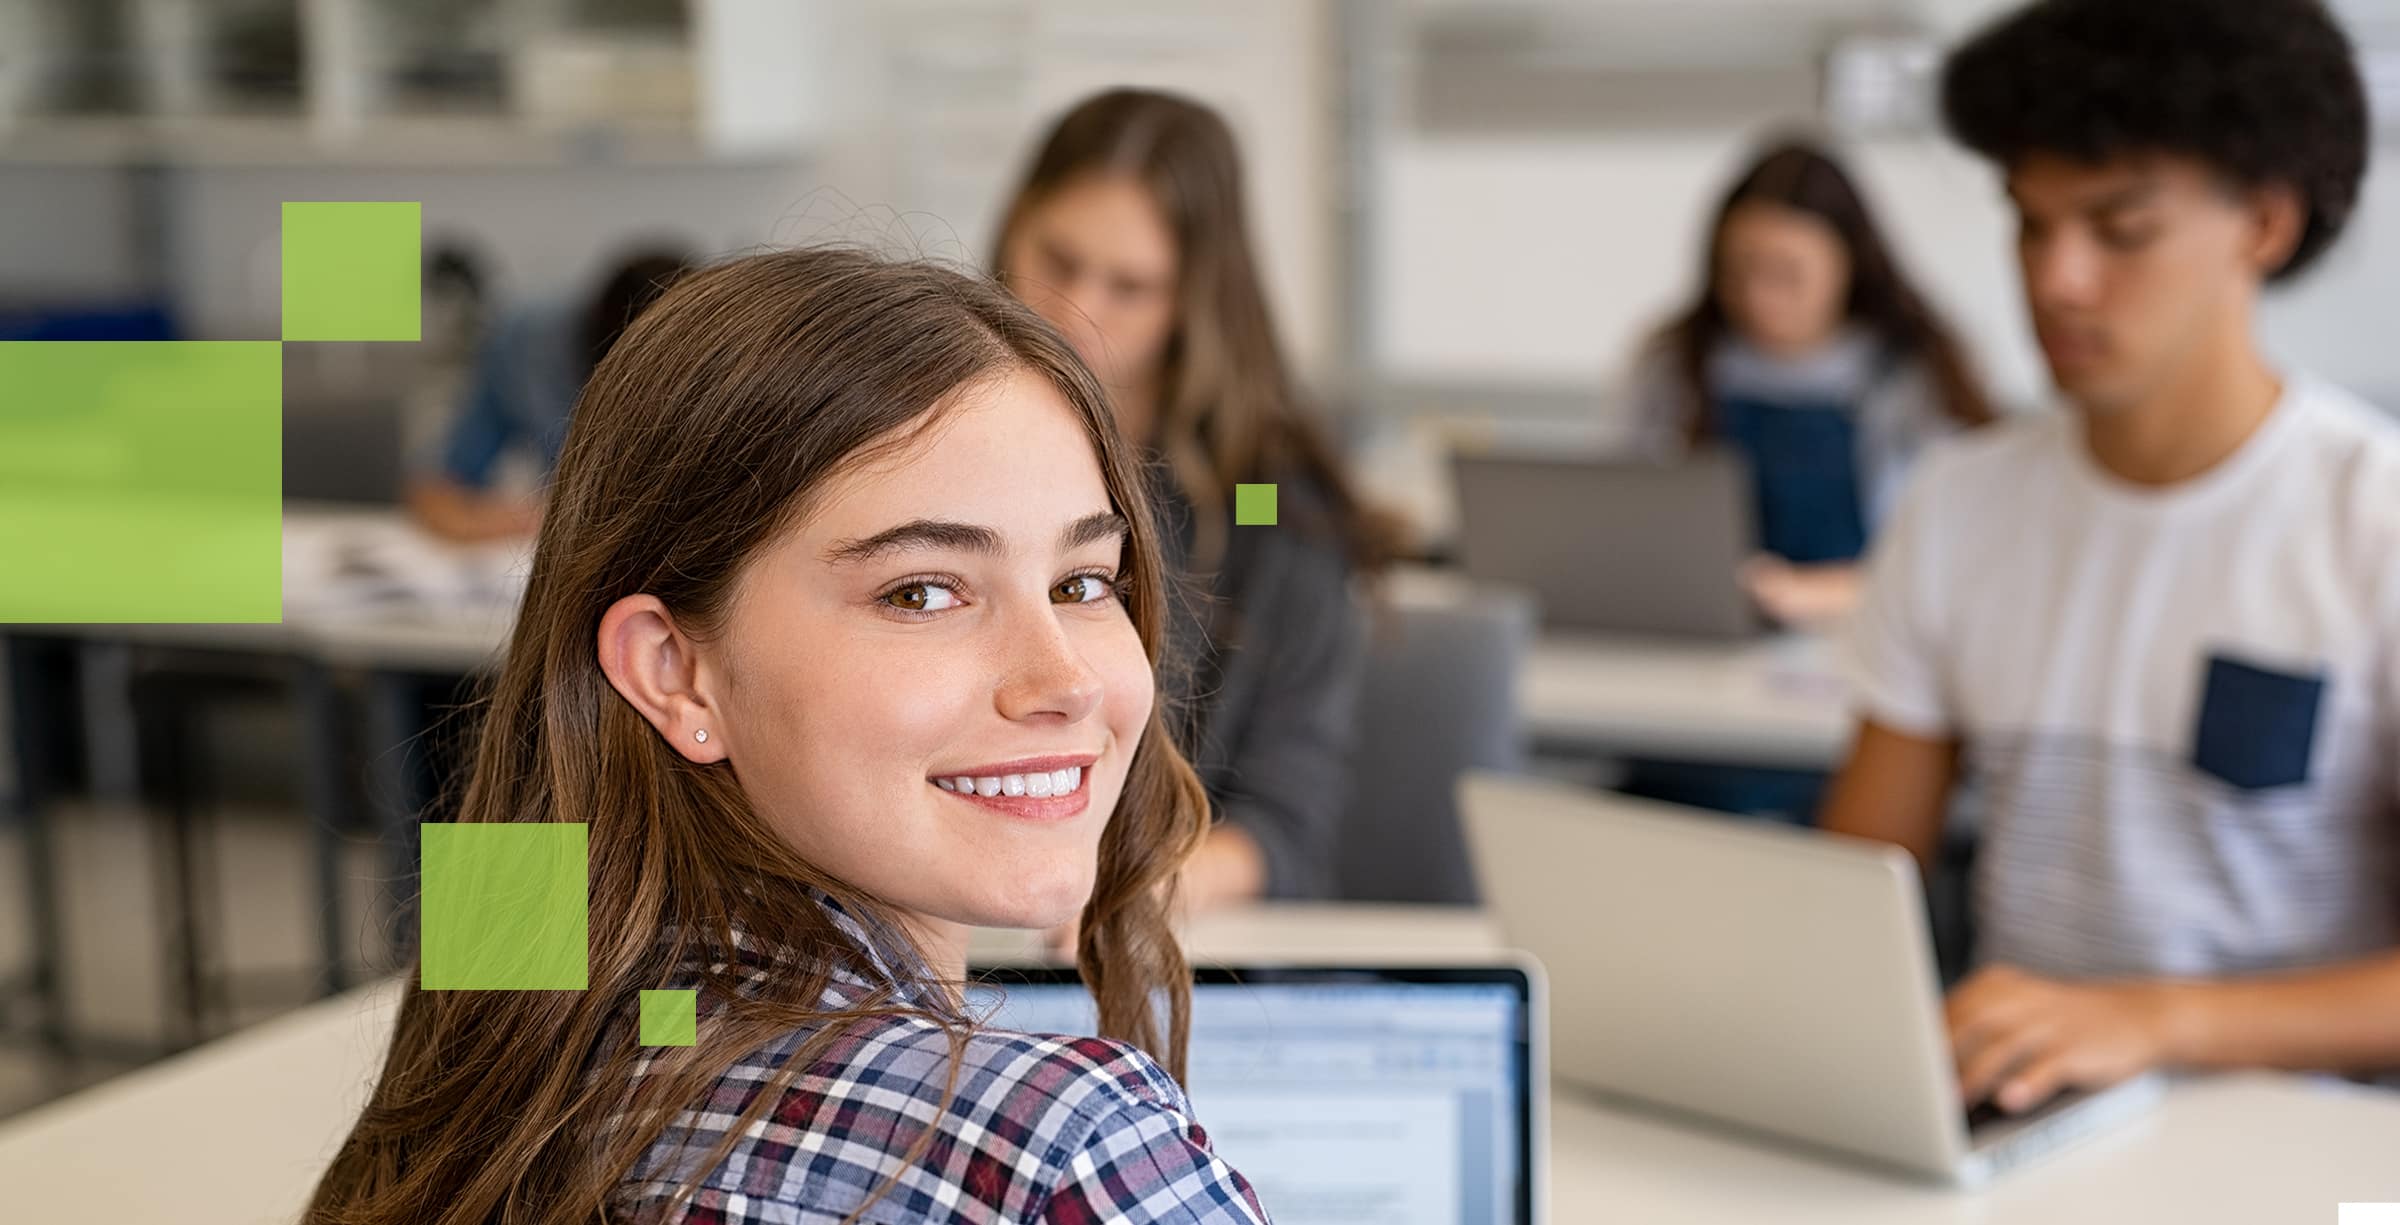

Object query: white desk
[1521,632,1853,770]
[1385,565,1855,771]
[276,503,519,672]
[32,504,517,666]
[5,905,2394,1224]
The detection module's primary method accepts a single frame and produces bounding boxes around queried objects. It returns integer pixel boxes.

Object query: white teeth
[939,765,1089,798]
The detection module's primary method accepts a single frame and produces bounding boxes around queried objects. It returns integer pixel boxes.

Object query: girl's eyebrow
[823,511,1124,565]
[1060,511,1129,552]
[824,519,998,565]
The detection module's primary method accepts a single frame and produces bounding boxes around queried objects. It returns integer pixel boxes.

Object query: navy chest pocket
[2190,654,2327,791]
[1713,394,1868,565]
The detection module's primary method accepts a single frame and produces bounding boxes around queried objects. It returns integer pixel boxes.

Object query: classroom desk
[1384,564,1856,771]
[1520,631,1853,770]
[3,905,2394,1224]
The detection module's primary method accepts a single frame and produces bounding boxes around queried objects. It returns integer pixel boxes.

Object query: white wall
[1373,130,2400,413]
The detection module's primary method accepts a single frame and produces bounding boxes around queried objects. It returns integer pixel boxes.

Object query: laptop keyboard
[1964,1099,2014,1133]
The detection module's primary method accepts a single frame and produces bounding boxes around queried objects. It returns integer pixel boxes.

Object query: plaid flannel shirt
[613,897,1270,1224]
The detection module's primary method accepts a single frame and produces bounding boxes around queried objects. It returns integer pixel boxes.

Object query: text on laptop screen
[965,975,1528,1225]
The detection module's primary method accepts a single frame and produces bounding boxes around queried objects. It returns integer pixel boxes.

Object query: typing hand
[1947,964,2171,1114]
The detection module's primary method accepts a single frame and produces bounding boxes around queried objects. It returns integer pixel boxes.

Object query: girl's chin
[961,877,1095,933]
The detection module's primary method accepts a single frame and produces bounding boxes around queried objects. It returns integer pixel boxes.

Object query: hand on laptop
[1741,556,1864,628]
[1948,964,2173,1114]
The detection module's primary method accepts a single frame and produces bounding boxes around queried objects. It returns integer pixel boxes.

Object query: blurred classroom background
[6,0,2400,1123]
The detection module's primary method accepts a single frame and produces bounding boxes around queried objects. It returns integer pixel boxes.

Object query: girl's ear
[595,593,729,763]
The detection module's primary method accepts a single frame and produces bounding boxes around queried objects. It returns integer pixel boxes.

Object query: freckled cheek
[1091,630,1157,781]
[739,635,976,812]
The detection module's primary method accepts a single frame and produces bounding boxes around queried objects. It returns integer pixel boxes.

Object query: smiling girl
[306,248,1268,1223]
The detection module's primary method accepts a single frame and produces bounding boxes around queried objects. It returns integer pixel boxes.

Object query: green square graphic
[421,823,588,990]
[1235,483,1277,526]
[0,342,282,623]
[282,201,421,341]
[641,990,697,1046]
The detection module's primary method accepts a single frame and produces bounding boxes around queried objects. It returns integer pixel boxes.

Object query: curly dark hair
[1940,0,2370,282]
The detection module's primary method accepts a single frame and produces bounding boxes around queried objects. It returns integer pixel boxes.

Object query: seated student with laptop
[1620,138,1994,629]
[1822,0,2400,1119]
[403,246,691,543]
[1462,773,2161,1187]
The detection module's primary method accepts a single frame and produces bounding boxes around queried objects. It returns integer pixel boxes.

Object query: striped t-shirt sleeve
[1843,460,1955,739]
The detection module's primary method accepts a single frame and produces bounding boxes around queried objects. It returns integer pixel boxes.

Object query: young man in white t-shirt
[1823,0,2400,1115]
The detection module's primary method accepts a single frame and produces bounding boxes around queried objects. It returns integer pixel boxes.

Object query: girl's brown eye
[883,582,959,612]
[1055,575,1113,604]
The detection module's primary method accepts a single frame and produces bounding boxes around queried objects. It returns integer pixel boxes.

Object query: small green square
[282,201,420,341]
[641,990,697,1046]
[420,823,587,990]
[1235,483,1277,526]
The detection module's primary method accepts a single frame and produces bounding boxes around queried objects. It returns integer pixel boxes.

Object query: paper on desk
[281,515,530,624]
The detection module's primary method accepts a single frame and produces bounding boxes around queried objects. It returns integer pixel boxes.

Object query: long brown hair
[1650,138,1993,442]
[307,248,1212,1224]
[992,87,1398,573]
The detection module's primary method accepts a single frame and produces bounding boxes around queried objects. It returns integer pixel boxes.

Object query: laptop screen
[967,966,1535,1225]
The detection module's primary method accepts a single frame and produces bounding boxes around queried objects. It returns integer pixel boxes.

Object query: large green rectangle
[421,823,588,991]
[0,341,282,623]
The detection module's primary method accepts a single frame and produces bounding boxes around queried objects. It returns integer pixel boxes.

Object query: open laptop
[968,964,1546,1224]
[1451,449,1760,639]
[1458,772,2162,1187]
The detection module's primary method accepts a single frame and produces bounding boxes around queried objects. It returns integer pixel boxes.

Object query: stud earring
[693,729,709,744]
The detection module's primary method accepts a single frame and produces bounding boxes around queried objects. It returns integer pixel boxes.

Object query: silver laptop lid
[1460,772,1969,1181]
[1451,449,1758,640]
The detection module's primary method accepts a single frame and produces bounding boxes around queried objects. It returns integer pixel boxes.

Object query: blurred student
[993,88,1395,909]
[398,241,494,473]
[310,249,1267,1223]
[1822,0,2400,1114]
[404,245,692,543]
[1628,139,1993,627]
